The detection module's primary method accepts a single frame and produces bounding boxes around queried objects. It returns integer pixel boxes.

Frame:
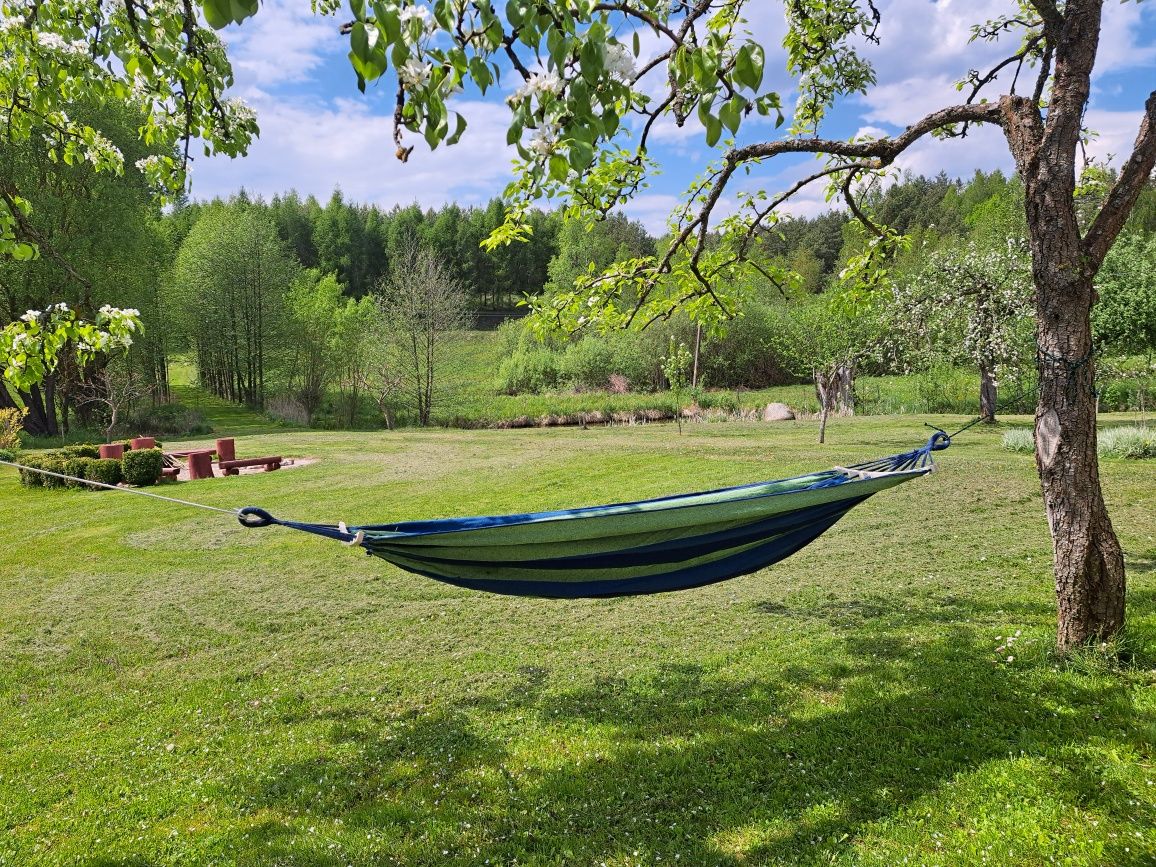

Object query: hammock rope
[0,457,241,516]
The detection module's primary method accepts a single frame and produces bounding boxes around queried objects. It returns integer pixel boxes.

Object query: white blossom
[135,155,163,174]
[399,58,432,87]
[528,125,556,156]
[605,42,635,81]
[399,5,430,25]
[19,310,41,323]
[225,98,257,124]
[513,70,563,102]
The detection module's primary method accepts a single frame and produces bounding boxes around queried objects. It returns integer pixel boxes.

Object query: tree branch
[730,102,1003,167]
[1083,90,1156,268]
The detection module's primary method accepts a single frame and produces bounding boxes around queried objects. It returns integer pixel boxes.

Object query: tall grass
[1002,424,1156,459]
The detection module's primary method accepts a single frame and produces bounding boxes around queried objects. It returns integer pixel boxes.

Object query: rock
[763,402,795,422]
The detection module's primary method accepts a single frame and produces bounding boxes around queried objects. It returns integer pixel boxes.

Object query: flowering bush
[0,304,142,392]
[0,406,24,451]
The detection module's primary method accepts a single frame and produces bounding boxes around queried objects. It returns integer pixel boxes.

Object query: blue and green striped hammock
[238,433,949,599]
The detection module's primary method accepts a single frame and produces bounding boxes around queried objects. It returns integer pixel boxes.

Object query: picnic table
[164,448,217,480]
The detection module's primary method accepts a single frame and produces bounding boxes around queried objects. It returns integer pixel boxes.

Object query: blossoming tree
[892,239,1035,422]
[0,304,143,435]
[0,0,256,262]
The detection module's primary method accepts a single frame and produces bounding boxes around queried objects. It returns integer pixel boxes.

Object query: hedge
[121,448,163,487]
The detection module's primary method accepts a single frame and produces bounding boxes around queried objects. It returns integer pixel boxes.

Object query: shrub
[121,448,163,486]
[496,346,564,394]
[1002,428,1035,454]
[0,407,25,451]
[0,447,14,463]
[63,457,96,489]
[39,457,68,489]
[1099,425,1156,459]
[88,458,124,486]
[560,337,616,390]
[17,455,44,487]
[267,395,310,425]
[60,443,101,459]
[1097,378,1156,412]
[129,402,212,436]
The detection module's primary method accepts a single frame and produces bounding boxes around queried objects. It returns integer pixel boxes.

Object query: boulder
[762,402,796,422]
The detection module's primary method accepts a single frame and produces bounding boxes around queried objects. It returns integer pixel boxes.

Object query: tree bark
[834,361,855,415]
[979,364,997,422]
[993,1,1143,650]
[814,368,836,444]
[1034,272,1125,648]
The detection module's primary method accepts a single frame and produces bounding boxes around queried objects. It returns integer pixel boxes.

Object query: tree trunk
[992,0,1147,651]
[1034,272,1126,649]
[834,361,855,415]
[814,368,836,444]
[979,364,998,422]
[21,381,57,437]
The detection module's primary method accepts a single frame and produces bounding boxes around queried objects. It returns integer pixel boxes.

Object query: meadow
[1,398,1154,865]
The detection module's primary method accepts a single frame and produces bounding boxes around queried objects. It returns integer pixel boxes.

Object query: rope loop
[926,430,952,452]
[237,507,277,528]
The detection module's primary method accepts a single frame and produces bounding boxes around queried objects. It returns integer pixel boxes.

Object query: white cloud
[1095,0,1156,75]
[221,0,339,88]
[193,96,517,209]
[1083,108,1148,166]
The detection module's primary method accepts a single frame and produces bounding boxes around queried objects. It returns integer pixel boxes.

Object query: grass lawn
[1,401,1154,865]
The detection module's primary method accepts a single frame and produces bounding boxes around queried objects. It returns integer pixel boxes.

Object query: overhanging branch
[1082,90,1156,269]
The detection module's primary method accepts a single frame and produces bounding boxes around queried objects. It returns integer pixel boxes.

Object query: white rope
[0,457,241,517]
[832,466,895,481]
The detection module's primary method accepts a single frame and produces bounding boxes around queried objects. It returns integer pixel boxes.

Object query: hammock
[237,433,950,599]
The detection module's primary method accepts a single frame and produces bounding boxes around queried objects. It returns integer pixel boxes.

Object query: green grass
[3,399,1154,866]
[1003,424,1156,460]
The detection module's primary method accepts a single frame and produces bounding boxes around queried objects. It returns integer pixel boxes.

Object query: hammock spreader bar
[238,432,950,599]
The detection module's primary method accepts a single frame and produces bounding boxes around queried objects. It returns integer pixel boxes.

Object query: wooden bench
[216,438,282,476]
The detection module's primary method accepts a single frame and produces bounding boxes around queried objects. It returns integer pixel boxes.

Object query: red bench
[216,438,281,476]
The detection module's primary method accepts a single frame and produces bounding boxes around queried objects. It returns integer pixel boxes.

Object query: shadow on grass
[189,597,1156,867]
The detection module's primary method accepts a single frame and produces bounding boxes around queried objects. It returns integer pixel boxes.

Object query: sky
[194,0,1156,232]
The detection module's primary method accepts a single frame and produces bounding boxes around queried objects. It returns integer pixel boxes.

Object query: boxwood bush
[63,457,96,489]
[121,448,163,487]
[88,458,123,486]
[60,444,101,459]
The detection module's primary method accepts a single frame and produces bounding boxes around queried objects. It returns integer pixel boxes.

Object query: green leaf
[734,43,765,91]
[350,22,370,63]
[704,113,722,147]
[446,113,468,146]
[549,154,569,182]
[719,96,744,135]
[568,139,593,171]
[580,39,603,83]
[200,0,231,29]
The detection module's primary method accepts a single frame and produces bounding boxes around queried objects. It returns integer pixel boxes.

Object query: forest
[2,101,1156,438]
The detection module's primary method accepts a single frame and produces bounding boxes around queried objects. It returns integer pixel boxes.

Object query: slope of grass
[2,409,1153,866]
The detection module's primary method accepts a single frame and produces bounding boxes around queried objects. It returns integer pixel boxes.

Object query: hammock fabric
[238,433,949,599]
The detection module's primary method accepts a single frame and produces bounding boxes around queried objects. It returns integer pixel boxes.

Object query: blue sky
[195,0,1156,231]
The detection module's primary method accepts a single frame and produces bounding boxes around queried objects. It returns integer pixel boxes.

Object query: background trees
[380,244,470,426]
[166,205,298,408]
